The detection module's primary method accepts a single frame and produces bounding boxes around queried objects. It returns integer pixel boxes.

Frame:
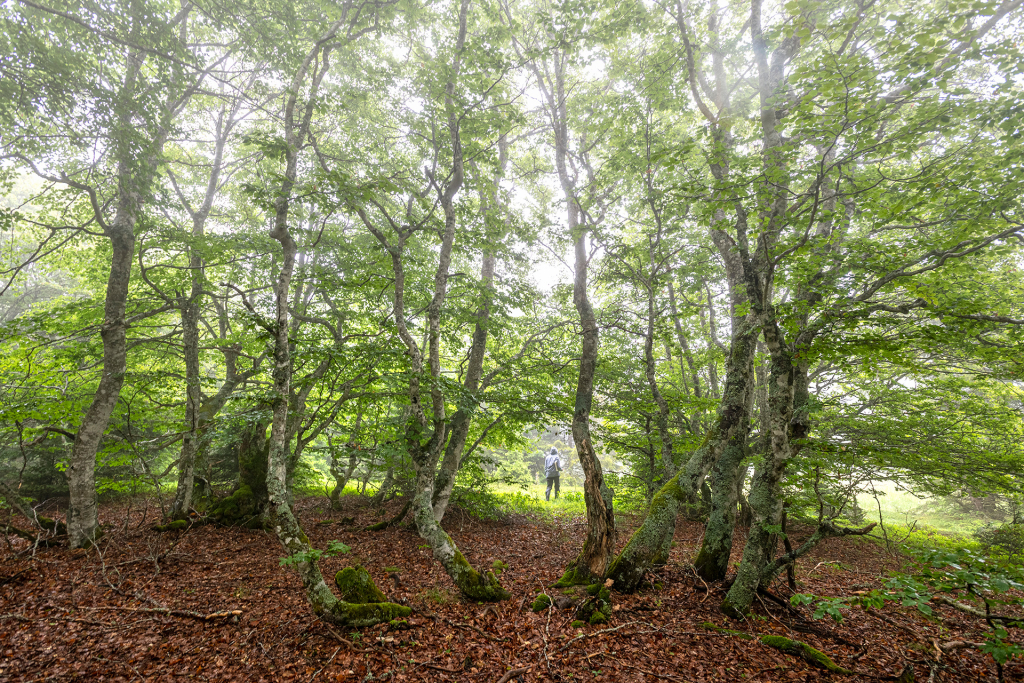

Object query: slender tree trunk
[260,18,408,627]
[432,143,504,520]
[171,284,202,519]
[557,227,615,586]
[171,107,237,519]
[357,0,507,601]
[67,223,134,547]
[67,40,149,548]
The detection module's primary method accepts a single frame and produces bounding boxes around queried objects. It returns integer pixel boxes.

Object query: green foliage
[796,547,1024,668]
[975,524,1024,562]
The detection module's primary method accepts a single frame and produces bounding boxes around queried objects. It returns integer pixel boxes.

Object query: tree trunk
[722,318,799,616]
[258,19,409,627]
[557,228,615,586]
[67,222,133,547]
[171,105,237,520]
[431,243,496,521]
[606,317,758,591]
[693,320,759,581]
[171,286,202,520]
[65,39,153,548]
[356,0,507,601]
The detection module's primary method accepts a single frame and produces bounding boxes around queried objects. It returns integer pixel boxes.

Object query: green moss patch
[335,566,388,604]
[531,593,552,612]
[325,601,411,628]
[759,635,853,674]
[554,566,595,588]
[702,621,753,640]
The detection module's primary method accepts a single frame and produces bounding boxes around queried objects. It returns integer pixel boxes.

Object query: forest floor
[2,494,1022,682]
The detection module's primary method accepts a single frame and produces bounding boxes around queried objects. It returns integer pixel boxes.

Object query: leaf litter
[1,496,1021,682]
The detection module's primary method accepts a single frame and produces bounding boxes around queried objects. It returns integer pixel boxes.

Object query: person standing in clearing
[544,447,562,501]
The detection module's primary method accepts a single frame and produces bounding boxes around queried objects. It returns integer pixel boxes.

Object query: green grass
[855,482,988,554]
[488,482,589,520]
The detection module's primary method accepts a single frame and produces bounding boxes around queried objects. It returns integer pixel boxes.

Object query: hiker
[544,447,562,501]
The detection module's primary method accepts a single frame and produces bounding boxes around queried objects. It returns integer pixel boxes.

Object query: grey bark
[260,15,407,627]
[67,21,178,546]
[171,103,245,519]
[358,0,507,600]
[431,135,508,522]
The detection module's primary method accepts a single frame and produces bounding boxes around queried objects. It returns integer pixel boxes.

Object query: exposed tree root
[364,500,411,532]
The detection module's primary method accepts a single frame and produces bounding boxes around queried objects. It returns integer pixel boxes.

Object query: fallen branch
[321,623,375,653]
[412,661,464,673]
[82,606,243,621]
[557,621,651,653]
[0,481,67,537]
[932,595,1024,628]
[766,521,876,582]
[364,500,411,532]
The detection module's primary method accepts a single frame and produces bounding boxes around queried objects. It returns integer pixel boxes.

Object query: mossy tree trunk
[722,314,801,616]
[606,318,759,591]
[693,320,759,581]
[558,225,615,586]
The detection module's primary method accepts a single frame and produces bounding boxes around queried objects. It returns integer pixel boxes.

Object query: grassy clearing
[488,483,589,521]
[854,482,992,554]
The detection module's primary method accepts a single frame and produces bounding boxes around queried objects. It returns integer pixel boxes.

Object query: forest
[1,0,1023,680]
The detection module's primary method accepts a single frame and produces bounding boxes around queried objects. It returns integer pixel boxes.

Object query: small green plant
[420,587,452,605]
[383,566,401,573]
[491,560,508,575]
[279,539,350,567]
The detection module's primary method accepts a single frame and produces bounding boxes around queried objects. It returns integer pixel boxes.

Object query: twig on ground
[496,666,531,683]
[321,623,375,653]
[596,655,686,681]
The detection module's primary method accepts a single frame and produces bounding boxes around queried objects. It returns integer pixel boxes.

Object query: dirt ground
[2,495,1021,682]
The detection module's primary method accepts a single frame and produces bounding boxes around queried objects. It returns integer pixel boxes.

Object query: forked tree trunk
[693,321,759,580]
[722,323,808,616]
[606,317,758,591]
[432,137,507,522]
[261,16,408,627]
[171,106,239,520]
[358,0,508,601]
